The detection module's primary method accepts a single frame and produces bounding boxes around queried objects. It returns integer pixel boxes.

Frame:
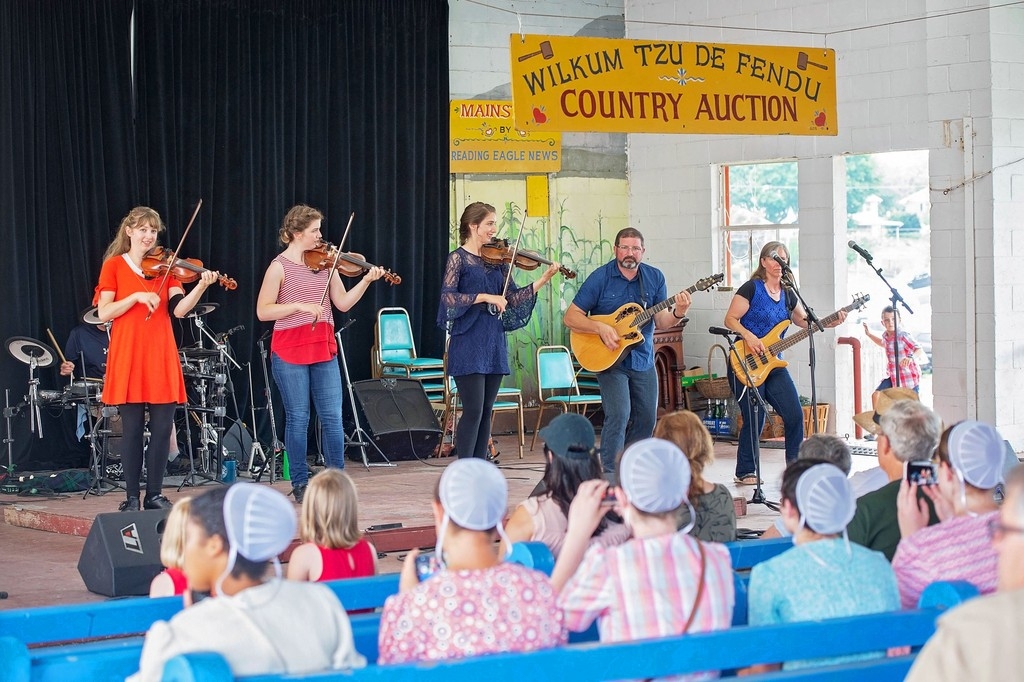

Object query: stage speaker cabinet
[77,508,170,597]
[350,378,441,461]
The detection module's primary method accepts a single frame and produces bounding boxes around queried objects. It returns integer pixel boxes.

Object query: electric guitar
[730,293,870,388]
[571,273,724,372]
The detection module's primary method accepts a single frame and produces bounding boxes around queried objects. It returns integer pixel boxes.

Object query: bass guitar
[571,273,724,372]
[730,293,870,388]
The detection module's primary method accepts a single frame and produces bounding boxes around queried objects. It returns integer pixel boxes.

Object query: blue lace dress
[436,248,537,377]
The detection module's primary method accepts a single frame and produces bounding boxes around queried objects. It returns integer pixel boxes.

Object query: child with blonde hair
[149,496,193,598]
[287,470,377,581]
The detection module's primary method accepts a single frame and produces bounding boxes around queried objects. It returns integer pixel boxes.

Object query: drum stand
[83,405,123,498]
[248,337,284,483]
[3,390,23,483]
[336,326,393,469]
[178,373,226,489]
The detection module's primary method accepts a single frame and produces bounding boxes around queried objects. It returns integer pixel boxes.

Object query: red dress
[317,539,375,581]
[95,255,187,405]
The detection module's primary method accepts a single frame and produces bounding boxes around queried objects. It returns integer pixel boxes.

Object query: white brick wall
[449,0,1024,447]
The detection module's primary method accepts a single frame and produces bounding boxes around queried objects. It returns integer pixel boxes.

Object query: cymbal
[5,336,58,368]
[187,303,219,318]
[81,306,103,325]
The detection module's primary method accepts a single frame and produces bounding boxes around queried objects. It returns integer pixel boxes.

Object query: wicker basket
[694,344,733,400]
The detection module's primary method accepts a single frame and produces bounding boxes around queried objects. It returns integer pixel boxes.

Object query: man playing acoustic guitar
[563,228,691,473]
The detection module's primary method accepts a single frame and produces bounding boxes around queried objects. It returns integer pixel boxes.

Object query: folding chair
[531,345,603,450]
[433,339,526,459]
[373,307,444,401]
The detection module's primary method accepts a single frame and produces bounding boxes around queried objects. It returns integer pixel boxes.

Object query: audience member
[761,434,854,540]
[148,497,192,599]
[906,464,1024,681]
[503,413,629,557]
[377,458,566,664]
[130,484,365,681]
[553,438,734,671]
[654,410,736,542]
[747,460,899,672]
[847,399,942,560]
[893,421,1004,608]
[849,387,920,496]
[287,470,378,582]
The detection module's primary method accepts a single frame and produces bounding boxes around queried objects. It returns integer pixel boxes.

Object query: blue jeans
[875,378,919,392]
[271,353,346,487]
[729,366,803,478]
[597,363,658,472]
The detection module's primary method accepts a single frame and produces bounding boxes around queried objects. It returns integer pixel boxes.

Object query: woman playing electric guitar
[723,242,846,485]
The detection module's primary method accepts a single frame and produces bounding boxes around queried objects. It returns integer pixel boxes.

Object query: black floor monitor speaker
[350,378,441,461]
[78,508,170,597]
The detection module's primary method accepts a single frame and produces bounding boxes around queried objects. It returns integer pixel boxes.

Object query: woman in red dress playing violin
[96,206,220,512]
[256,205,385,504]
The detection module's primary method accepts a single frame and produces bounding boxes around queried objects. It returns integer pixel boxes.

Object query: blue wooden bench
[0,538,793,682]
[157,582,978,682]
[0,538,791,648]
[0,579,975,682]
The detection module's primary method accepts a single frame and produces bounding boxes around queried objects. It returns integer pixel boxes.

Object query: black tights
[119,403,176,499]
[452,373,502,459]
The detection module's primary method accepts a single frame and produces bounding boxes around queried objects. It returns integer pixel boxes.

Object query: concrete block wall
[622,0,1022,446]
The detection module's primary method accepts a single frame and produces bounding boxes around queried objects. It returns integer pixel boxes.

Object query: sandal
[734,475,761,485]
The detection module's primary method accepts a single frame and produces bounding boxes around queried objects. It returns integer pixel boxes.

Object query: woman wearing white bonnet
[552,438,735,673]
[894,420,1005,608]
[377,458,566,664]
[746,460,899,672]
[130,483,365,682]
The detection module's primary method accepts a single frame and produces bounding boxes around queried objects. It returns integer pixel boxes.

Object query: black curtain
[0,0,449,470]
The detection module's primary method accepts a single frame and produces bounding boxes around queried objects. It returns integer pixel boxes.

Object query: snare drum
[38,389,64,405]
[66,378,104,402]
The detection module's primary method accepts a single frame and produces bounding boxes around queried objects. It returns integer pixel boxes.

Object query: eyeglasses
[987,518,1024,541]
[616,245,643,253]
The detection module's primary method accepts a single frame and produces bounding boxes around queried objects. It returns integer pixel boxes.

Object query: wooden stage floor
[0,432,869,611]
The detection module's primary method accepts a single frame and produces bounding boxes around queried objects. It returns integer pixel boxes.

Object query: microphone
[848,240,873,262]
[218,325,245,343]
[768,250,791,271]
[708,326,736,337]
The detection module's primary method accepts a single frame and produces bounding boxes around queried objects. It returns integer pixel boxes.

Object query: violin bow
[147,199,203,321]
[493,211,527,318]
[312,212,356,331]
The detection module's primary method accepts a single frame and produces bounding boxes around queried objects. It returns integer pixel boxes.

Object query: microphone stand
[780,268,824,434]
[859,255,914,387]
[335,322,393,469]
[719,331,778,511]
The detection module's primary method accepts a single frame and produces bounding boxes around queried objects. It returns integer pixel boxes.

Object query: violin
[302,241,402,285]
[141,246,238,290]
[479,238,576,279]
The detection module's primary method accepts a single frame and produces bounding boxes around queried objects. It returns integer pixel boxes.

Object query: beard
[618,257,638,270]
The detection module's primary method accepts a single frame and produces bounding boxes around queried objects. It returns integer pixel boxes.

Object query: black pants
[119,403,176,499]
[452,373,503,459]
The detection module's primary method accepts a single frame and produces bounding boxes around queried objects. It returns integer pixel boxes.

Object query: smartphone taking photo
[414,551,440,582]
[905,460,937,486]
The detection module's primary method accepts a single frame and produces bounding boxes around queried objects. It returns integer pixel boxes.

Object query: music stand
[336,324,393,469]
[251,331,285,483]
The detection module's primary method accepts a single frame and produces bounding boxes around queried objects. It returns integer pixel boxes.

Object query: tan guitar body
[729,319,791,388]
[570,303,646,372]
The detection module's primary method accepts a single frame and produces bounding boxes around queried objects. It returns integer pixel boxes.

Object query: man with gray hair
[906,464,1024,680]
[847,399,942,561]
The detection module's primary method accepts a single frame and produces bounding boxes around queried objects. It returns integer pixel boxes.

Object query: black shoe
[143,494,173,510]
[118,496,140,512]
[291,485,307,504]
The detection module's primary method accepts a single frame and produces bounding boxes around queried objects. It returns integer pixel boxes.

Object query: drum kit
[3,301,260,494]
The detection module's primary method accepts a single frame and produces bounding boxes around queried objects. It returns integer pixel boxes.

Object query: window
[717,161,799,286]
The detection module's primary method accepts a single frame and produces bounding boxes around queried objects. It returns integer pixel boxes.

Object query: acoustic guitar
[730,293,870,388]
[571,273,724,372]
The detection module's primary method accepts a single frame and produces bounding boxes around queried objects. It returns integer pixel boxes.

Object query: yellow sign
[450,100,562,173]
[510,35,837,136]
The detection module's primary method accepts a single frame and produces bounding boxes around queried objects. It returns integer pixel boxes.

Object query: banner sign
[450,99,562,173]
[510,35,837,136]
